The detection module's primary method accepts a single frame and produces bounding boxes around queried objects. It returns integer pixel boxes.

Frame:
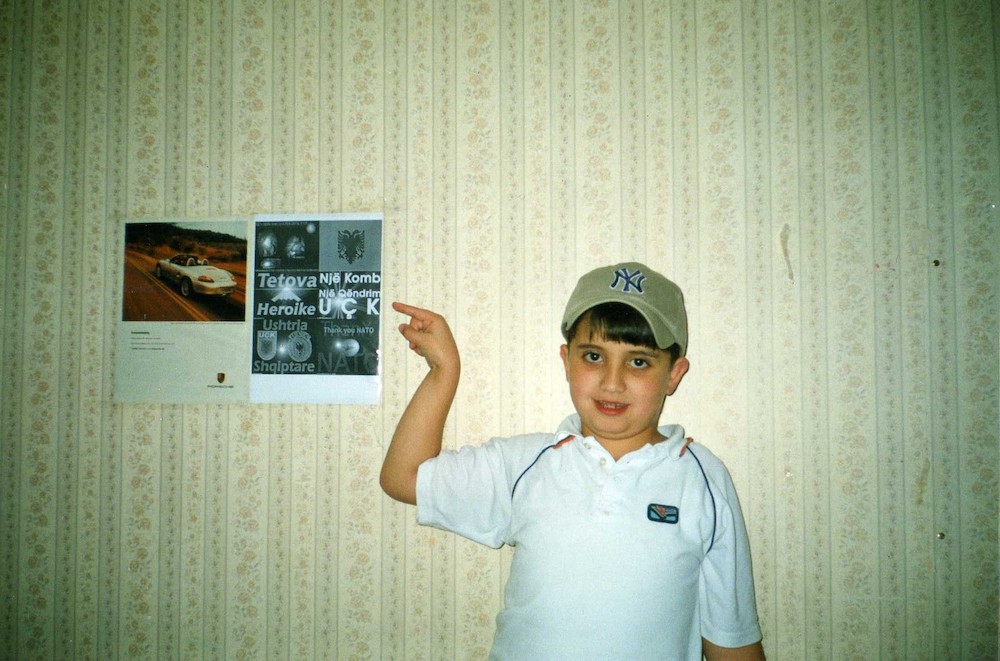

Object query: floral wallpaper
[1,1,997,660]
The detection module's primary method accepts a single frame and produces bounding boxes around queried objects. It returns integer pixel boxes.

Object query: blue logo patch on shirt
[647,503,679,524]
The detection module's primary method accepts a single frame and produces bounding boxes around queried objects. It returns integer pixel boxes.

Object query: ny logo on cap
[610,267,646,294]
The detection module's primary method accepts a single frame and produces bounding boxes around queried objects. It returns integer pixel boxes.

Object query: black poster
[249,213,383,403]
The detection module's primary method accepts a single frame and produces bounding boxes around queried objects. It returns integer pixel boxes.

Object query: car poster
[115,216,252,403]
[248,213,383,404]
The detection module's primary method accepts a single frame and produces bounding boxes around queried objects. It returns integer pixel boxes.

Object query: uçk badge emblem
[257,330,278,360]
[287,330,313,362]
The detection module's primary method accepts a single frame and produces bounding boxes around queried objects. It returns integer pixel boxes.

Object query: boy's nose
[600,365,626,392]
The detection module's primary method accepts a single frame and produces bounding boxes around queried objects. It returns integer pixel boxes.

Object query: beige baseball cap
[562,262,688,355]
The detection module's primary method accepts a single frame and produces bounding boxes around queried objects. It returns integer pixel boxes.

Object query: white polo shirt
[416,414,761,660]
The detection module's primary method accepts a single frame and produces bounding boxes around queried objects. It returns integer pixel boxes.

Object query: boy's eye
[630,358,649,368]
[583,352,602,363]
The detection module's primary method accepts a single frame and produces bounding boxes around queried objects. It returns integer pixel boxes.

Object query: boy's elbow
[379,467,417,505]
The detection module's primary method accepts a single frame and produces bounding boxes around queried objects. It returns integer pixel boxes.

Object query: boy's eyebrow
[573,341,664,359]
[626,348,665,360]
[571,342,611,353]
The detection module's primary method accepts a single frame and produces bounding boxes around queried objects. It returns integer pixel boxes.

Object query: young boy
[381,262,764,660]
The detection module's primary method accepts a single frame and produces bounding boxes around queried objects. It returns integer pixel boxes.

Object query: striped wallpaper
[1,1,997,659]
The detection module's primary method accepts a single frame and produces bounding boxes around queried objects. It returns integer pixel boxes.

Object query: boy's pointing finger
[392,301,448,330]
[391,301,415,314]
[391,301,429,317]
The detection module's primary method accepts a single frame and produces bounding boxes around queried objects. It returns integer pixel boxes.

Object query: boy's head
[561,262,688,358]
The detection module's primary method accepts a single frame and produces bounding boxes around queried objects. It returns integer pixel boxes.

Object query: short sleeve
[416,440,513,549]
[698,467,763,647]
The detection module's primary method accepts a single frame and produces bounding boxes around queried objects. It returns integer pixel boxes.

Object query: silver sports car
[155,253,238,297]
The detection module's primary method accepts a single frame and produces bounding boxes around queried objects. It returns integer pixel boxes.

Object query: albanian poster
[249,213,383,404]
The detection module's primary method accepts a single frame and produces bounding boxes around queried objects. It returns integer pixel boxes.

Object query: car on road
[154,253,238,297]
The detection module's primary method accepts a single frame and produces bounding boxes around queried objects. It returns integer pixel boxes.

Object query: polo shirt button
[599,458,607,466]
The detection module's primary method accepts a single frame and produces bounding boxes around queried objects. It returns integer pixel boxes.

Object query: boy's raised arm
[380,302,461,505]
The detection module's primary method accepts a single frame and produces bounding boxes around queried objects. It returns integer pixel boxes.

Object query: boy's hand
[392,302,460,373]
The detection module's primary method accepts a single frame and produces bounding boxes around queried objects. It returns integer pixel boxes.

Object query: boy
[381,262,764,660]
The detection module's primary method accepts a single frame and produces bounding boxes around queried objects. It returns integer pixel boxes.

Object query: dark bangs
[565,302,658,350]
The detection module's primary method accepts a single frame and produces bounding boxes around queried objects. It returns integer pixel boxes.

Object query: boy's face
[560,314,689,458]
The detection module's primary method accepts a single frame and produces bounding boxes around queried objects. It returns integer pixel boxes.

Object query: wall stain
[780,223,795,283]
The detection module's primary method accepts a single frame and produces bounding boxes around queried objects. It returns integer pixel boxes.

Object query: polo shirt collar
[555,414,690,461]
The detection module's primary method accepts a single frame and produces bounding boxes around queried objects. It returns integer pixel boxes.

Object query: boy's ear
[559,344,570,380]
[666,356,690,395]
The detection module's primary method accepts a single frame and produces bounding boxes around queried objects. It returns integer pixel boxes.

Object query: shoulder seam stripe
[685,447,718,553]
[510,435,575,499]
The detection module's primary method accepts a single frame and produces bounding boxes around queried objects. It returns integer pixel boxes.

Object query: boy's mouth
[595,400,628,415]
